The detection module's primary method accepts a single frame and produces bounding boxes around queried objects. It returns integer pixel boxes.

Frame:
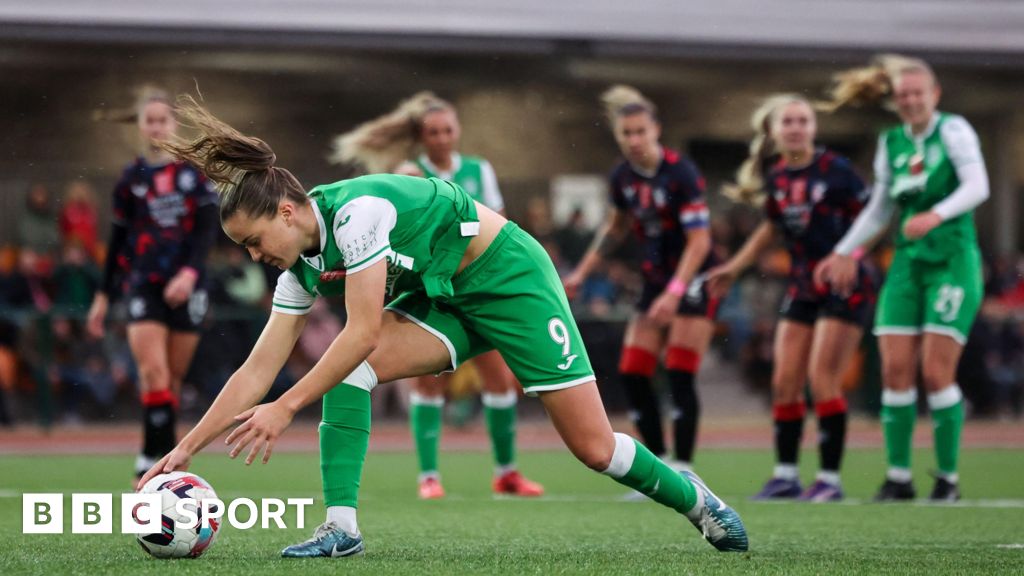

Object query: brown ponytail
[161,95,307,221]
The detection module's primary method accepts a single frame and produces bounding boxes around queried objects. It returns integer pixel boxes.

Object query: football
[136,471,221,559]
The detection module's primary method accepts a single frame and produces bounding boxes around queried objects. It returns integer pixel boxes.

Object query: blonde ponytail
[600,84,657,126]
[724,94,810,205]
[330,91,454,173]
[818,54,935,113]
[92,84,172,124]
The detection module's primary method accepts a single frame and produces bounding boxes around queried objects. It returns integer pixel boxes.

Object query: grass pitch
[1,447,1022,575]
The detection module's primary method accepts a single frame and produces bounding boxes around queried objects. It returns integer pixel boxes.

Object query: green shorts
[874,245,983,345]
[386,222,595,395]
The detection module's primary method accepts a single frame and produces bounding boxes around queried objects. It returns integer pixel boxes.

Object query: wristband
[666,278,687,298]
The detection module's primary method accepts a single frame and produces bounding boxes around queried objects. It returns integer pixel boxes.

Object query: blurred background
[1,0,1023,429]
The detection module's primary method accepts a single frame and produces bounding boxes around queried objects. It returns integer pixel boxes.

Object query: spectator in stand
[53,241,100,315]
[19,184,60,260]
[0,259,32,426]
[59,181,100,259]
[554,207,594,266]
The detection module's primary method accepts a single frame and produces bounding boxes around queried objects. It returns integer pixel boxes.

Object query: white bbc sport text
[22,493,314,534]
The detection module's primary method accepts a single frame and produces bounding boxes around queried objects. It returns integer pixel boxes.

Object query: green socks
[928,384,964,480]
[482,391,517,469]
[881,388,916,481]
[411,391,520,475]
[320,382,372,508]
[881,385,964,482]
[410,393,444,477]
[601,432,698,514]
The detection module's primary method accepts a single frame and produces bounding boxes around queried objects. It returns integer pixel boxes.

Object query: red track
[1,418,1021,455]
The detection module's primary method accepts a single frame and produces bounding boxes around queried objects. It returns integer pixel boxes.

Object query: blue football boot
[281,521,365,558]
[682,471,749,552]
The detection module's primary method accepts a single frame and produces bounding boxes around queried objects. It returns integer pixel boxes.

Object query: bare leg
[166,331,201,401]
[804,318,862,494]
[127,322,174,476]
[539,380,748,552]
[752,320,813,498]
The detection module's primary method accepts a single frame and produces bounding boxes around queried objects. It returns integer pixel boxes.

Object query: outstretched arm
[706,221,776,299]
[280,260,385,412]
[564,208,628,298]
[225,259,387,466]
[137,310,306,487]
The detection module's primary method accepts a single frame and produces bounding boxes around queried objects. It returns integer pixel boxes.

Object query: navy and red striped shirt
[764,149,868,299]
[609,148,714,285]
[109,158,218,293]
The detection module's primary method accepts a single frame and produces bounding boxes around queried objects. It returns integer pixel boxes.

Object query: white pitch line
[2,489,1024,509]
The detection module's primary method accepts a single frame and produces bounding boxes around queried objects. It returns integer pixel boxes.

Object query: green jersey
[271,174,479,315]
[415,153,505,211]
[878,112,984,262]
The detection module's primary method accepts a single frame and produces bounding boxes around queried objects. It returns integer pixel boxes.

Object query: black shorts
[636,275,719,320]
[779,290,870,326]
[125,282,209,332]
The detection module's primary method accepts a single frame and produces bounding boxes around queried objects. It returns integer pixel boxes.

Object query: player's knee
[771,374,803,404]
[139,363,170,392]
[575,441,615,472]
[921,365,954,393]
[882,360,915,390]
[808,367,841,397]
[414,377,445,397]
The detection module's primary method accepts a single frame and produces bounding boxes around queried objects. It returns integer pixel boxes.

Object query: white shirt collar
[419,152,462,179]
[903,112,940,141]
[628,146,664,178]
[310,199,326,253]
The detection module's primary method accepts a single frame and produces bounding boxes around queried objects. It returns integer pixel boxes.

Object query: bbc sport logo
[22,493,314,534]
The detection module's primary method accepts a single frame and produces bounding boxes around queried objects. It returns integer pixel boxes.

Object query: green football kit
[835,112,989,489]
[271,173,593,393]
[872,112,984,345]
[415,152,505,211]
[269,174,725,546]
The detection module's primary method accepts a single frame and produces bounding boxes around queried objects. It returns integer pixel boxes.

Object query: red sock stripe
[665,347,700,373]
[773,402,806,421]
[815,397,848,418]
[142,389,176,408]
[619,347,658,377]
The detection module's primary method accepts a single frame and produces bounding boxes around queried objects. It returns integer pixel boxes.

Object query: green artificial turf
[1,448,1022,575]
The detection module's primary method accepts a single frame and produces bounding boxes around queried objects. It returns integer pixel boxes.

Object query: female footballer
[816,55,989,502]
[137,97,748,555]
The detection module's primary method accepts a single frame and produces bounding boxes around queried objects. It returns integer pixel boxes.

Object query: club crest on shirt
[131,183,149,198]
[177,170,196,192]
[811,181,828,204]
[154,169,175,195]
[460,179,479,196]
